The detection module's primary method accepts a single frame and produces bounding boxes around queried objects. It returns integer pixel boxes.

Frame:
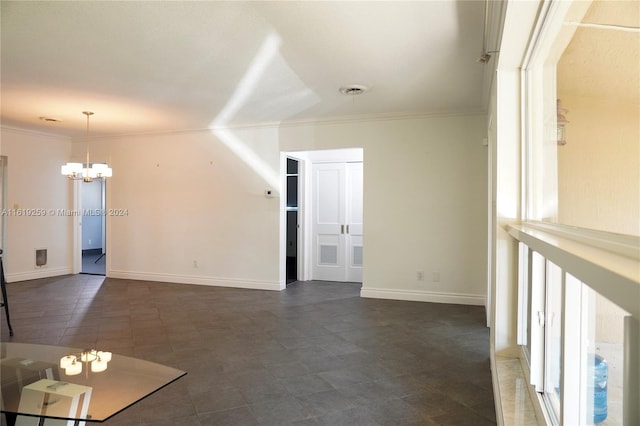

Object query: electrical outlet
[416,271,424,281]
[193,260,198,268]
[432,272,440,282]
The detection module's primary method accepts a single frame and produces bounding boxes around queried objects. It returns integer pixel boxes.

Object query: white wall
[78,114,488,302]
[279,114,488,304]
[84,128,282,289]
[0,128,73,281]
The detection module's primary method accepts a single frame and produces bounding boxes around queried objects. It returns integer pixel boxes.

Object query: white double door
[312,162,363,283]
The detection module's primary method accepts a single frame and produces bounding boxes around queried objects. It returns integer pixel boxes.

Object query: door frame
[279,148,363,286]
[280,153,308,285]
[72,179,108,275]
[72,180,82,274]
[0,156,7,253]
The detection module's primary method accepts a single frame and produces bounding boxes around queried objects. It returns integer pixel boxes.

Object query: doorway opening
[81,180,106,275]
[280,148,364,285]
[285,157,299,284]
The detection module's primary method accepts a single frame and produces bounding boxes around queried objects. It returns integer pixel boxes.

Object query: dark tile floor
[0,275,495,426]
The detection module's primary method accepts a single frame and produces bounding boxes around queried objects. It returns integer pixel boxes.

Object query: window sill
[508,223,640,318]
[494,355,543,425]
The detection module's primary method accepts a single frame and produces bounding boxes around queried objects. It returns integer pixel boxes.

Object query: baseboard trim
[6,267,73,283]
[360,287,485,305]
[108,270,285,291]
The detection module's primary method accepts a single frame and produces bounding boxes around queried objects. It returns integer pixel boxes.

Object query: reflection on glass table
[1,343,186,424]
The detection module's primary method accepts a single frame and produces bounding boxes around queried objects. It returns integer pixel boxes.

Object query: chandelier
[61,111,112,181]
[60,349,112,375]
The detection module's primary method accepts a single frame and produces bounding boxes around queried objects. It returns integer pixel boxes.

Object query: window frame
[515,0,640,424]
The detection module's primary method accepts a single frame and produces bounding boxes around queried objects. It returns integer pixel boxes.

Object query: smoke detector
[339,85,369,96]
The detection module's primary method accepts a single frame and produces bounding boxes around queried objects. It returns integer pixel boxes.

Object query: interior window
[520,2,638,425]
[554,1,640,236]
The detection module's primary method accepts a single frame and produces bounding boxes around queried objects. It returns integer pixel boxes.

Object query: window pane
[518,242,530,349]
[530,251,547,391]
[286,158,298,175]
[527,63,559,223]
[580,284,627,425]
[554,1,640,236]
[544,261,563,420]
[286,176,298,208]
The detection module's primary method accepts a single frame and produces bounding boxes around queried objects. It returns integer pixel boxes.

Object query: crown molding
[275,108,487,129]
[83,108,488,141]
[3,108,488,142]
[0,125,71,139]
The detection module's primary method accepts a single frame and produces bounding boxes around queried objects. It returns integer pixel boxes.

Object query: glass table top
[0,342,186,423]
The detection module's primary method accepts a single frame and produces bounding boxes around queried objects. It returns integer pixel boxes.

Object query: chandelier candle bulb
[97,351,112,362]
[59,355,76,369]
[65,361,82,376]
[91,359,108,373]
[61,163,83,176]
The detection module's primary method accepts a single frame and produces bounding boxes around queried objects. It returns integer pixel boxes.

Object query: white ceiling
[0,1,489,138]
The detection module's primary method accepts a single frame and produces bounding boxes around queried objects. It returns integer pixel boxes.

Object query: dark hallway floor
[82,251,106,275]
[1,276,495,426]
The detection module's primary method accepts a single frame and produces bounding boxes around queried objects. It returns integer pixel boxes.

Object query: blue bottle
[593,354,608,424]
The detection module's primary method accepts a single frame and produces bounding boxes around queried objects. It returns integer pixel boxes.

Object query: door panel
[346,162,363,282]
[312,162,363,283]
[313,164,346,281]
[317,168,343,226]
[316,234,345,281]
[346,235,363,282]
